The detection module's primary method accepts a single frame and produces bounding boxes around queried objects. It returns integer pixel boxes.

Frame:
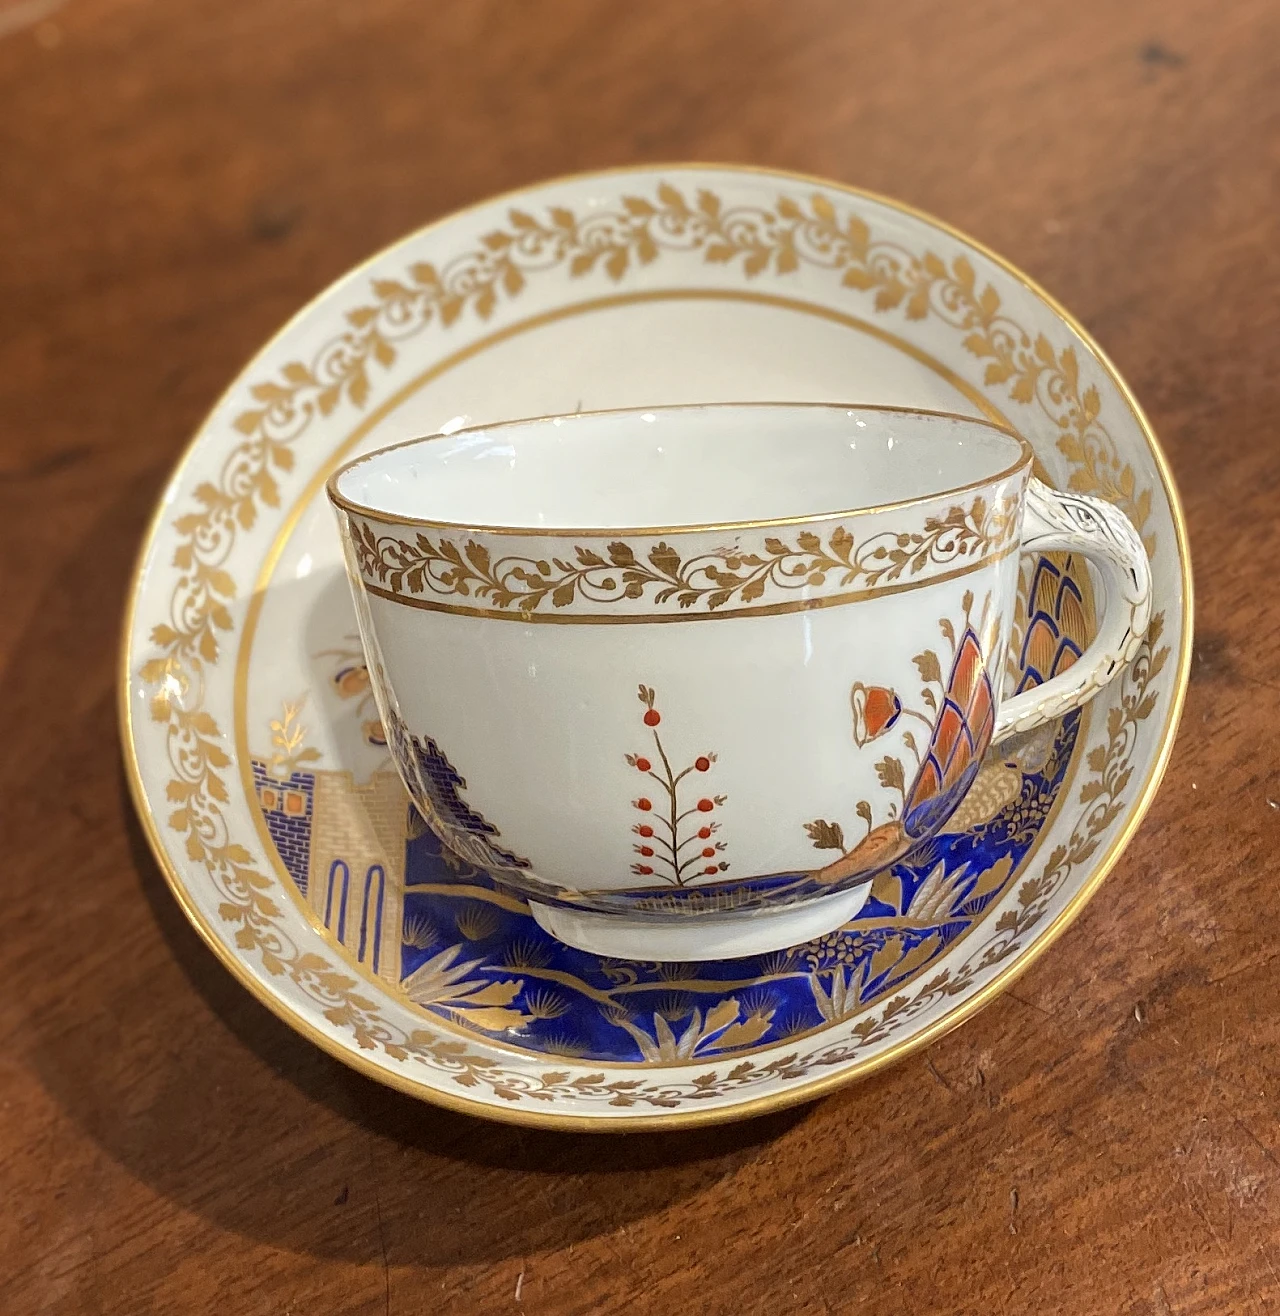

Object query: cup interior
[331,403,1028,532]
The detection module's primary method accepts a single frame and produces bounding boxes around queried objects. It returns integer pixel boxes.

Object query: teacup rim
[325,400,1034,538]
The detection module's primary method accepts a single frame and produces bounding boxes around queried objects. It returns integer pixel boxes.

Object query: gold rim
[118,161,1192,1131]
[326,400,1033,538]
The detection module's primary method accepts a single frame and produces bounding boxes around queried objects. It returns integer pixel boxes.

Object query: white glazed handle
[994,478,1152,742]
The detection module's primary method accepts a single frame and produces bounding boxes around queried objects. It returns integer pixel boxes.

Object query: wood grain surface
[1,1,1277,1312]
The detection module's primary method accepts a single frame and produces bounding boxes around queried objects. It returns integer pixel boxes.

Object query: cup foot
[527,885,873,962]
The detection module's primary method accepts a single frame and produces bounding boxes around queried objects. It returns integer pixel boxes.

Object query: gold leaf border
[345,493,1020,617]
[136,178,1167,1112]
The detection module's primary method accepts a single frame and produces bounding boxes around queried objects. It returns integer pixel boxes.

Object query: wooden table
[2,1,1276,1311]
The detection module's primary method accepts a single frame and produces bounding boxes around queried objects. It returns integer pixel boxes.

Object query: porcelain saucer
[121,164,1190,1129]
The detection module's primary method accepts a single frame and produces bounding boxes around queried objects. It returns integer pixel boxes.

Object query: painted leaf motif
[711,1014,774,1052]
[456,980,524,1008]
[808,973,834,1021]
[804,819,845,851]
[401,948,533,1030]
[647,542,682,579]
[890,935,940,984]
[451,1006,529,1032]
[842,265,878,291]
[911,861,972,922]
[703,998,740,1036]
[868,937,902,983]
[653,1013,679,1060]
[971,854,1014,901]
[830,525,855,560]
[677,1012,704,1059]
[465,541,491,576]
[810,192,836,223]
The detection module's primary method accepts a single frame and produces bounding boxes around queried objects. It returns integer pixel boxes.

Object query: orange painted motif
[807,591,1001,884]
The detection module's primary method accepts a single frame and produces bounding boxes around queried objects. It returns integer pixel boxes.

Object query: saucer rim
[118,161,1192,1131]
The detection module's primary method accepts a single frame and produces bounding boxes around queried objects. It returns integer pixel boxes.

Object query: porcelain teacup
[328,403,1151,961]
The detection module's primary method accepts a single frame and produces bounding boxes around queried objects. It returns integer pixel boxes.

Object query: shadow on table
[11,468,816,1267]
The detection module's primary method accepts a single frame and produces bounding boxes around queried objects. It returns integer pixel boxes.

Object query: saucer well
[121,164,1190,1129]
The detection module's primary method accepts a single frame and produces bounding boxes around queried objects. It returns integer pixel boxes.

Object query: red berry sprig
[624,684,728,885]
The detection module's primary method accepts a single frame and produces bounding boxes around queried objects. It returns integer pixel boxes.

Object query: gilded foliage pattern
[135,179,1168,1110]
[347,494,1019,615]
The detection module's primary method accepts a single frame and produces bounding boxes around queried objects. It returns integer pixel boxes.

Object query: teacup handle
[993,478,1153,742]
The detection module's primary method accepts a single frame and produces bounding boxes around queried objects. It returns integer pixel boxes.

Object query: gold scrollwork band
[345,491,1022,622]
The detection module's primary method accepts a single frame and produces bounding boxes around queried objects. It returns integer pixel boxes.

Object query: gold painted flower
[850,682,902,747]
